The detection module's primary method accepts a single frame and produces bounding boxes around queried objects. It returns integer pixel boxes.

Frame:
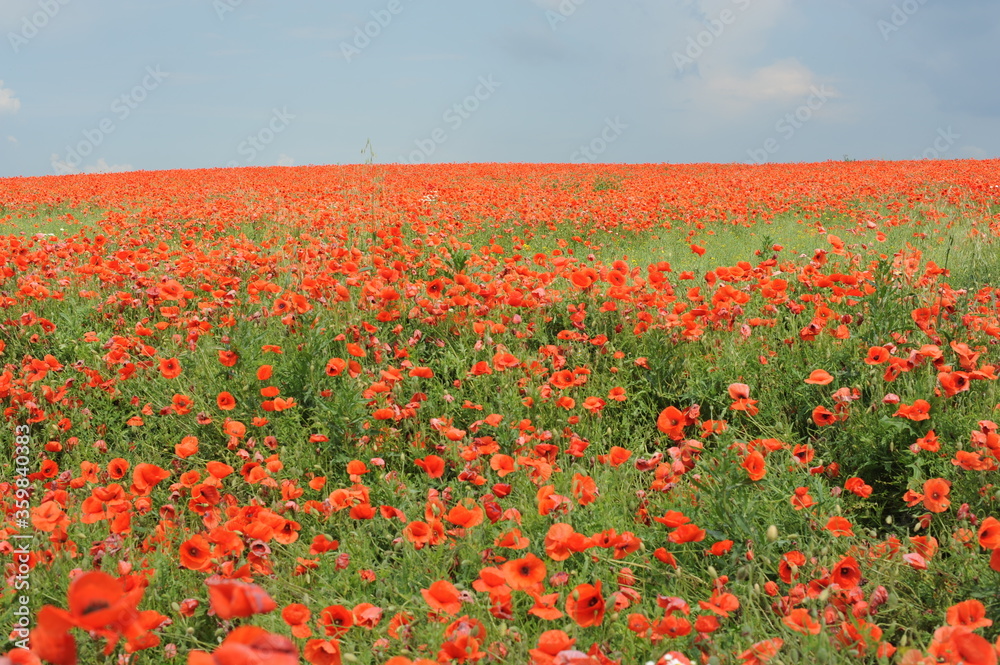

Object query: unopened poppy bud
[885,515,893,525]
[707,565,718,579]
[171,602,181,612]
[753,583,760,593]
[766,525,778,542]
[343,655,358,663]
[818,587,832,603]
[834,503,841,514]
[186,627,195,636]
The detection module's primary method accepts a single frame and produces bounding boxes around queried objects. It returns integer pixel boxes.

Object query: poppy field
[4,160,1000,665]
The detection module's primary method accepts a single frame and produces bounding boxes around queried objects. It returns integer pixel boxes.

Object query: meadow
[2,160,1000,665]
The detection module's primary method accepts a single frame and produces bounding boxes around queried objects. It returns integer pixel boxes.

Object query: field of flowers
[2,160,1000,665]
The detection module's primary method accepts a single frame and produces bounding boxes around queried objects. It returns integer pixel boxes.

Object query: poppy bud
[885,515,893,525]
[706,565,718,579]
[766,525,778,542]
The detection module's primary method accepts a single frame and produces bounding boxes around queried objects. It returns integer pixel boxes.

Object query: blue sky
[1,0,997,177]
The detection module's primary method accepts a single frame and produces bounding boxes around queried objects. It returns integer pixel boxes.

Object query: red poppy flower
[502,553,547,591]
[206,578,277,619]
[831,555,861,589]
[844,477,872,498]
[180,534,214,571]
[107,458,129,479]
[317,604,354,637]
[894,399,931,421]
[742,451,766,481]
[159,357,181,379]
[782,608,821,635]
[216,391,237,411]
[738,637,783,665]
[864,346,890,365]
[130,463,170,496]
[946,599,993,630]
[565,581,605,627]
[978,516,1000,549]
[824,516,854,537]
[175,435,199,459]
[668,523,706,544]
[811,405,838,426]
[66,571,144,633]
[421,580,462,616]
[415,454,445,478]
[282,603,312,639]
[188,626,298,665]
[923,477,951,513]
[804,369,833,385]
[778,551,805,584]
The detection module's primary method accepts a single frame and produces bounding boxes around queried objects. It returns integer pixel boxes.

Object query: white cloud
[0,81,21,114]
[276,154,295,166]
[704,59,827,104]
[7,135,16,144]
[50,155,134,175]
[679,58,839,120]
[957,146,988,159]
[0,1,36,31]
[83,158,134,174]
